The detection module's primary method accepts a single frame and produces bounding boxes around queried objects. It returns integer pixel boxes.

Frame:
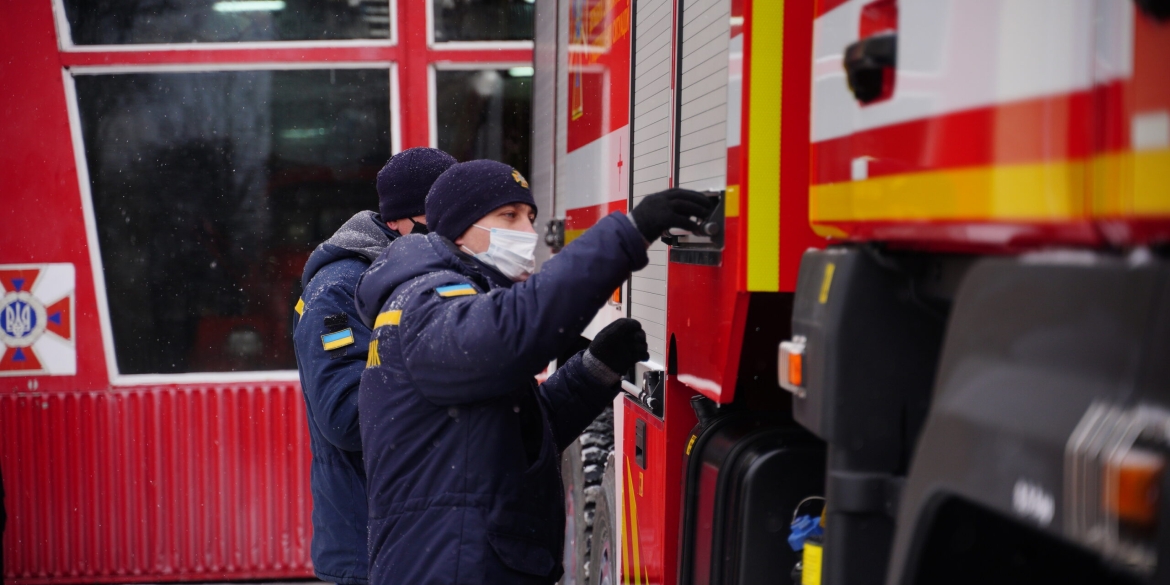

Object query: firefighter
[293,147,457,585]
[354,159,714,585]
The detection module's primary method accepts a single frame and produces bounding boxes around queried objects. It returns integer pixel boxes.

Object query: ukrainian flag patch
[436,283,478,298]
[321,328,355,351]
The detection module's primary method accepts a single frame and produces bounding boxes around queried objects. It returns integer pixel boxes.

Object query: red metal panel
[1,384,314,584]
[0,0,111,393]
[619,378,698,585]
[0,1,536,581]
[398,0,432,148]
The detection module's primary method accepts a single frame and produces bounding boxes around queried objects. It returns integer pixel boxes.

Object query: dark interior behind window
[64,0,391,45]
[432,0,533,42]
[435,68,532,177]
[75,68,391,374]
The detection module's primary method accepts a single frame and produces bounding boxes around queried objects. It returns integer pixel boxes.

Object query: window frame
[65,62,401,385]
[428,60,535,149]
[56,0,531,384]
[425,0,535,50]
[53,0,401,51]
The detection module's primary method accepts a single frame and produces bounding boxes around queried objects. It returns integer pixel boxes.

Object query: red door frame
[55,0,533,150]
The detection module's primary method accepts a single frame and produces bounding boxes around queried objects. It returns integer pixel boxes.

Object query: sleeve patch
[321,328,355,351]
[294,298,305,316]
[436,283,478,297]
[324,313,349,330]
[366,339,381,367]
[375,310,402,328]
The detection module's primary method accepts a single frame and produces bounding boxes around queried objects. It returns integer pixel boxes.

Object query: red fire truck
[536,0,1170,584]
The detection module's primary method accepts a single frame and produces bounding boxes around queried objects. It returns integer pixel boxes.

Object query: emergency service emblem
[0,263,76,376]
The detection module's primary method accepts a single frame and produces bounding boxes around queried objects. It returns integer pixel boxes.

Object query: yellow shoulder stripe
[375,310,402,328]
[295,298,305,316]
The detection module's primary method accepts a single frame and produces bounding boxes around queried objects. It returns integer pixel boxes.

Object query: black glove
[630,188,717,243]
[588,318,650,375]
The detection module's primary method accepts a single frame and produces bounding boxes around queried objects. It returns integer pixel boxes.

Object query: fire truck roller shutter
[629,0,678,369]
[676,0,730,194]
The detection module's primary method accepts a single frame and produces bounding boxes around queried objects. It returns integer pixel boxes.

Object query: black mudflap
[678,413,826,585]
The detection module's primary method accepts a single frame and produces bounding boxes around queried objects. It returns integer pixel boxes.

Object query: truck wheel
[561,407,615,584]
[588,452,618,585]
[561,439,588,585]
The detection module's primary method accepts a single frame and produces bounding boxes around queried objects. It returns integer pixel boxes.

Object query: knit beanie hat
[377,147,458,221]
[426,160,538,242]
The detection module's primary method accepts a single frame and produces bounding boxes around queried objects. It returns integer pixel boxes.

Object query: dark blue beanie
[377,147,457,221]
[426,160,538,242]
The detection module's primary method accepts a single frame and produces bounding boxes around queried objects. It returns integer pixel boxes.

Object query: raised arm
[392,213,647,405]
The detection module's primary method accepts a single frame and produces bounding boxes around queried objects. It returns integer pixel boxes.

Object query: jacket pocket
[486,530,556,577]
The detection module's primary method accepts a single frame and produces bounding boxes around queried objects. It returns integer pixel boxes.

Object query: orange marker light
[1105,449,1164,528]
[788,352,803,387]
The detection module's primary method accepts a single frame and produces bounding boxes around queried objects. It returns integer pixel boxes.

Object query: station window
[75,68,391,374]
[60,0,533,379]
[432,0,534,42]
[435,67,533,176]
[62,0,393,44]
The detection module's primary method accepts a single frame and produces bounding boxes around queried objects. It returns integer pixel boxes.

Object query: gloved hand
[630,188,716,243]
[588,318,650,375]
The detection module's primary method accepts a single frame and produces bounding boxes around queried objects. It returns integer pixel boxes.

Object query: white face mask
[461,224,538,282]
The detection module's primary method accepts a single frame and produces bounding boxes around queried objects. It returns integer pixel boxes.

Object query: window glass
[74,69,391,374]
[435,68,532,176]
[63,0,391,45]
[432,0,533,42]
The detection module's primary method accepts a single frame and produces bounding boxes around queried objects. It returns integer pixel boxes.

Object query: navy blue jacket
[294,211,399,585]
[354,212,649,585]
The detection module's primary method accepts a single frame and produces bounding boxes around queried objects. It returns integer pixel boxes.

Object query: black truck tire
[560,439,588,585]
[560,407,615,584]
[588,452,619,585]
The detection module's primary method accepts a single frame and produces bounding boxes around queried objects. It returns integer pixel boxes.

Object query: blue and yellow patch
[436,283,478,298]
[321,328,355,351]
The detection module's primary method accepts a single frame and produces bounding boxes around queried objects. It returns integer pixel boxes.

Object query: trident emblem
[4,301,32,338]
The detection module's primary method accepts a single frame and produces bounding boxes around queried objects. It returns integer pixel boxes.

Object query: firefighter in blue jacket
[293,147,457,584]
[355,159,715,584]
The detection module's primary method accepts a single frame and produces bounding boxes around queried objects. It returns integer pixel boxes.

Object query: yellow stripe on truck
[1093,148,1170,217]
[810,159,1090,227]
[746,0,783,292]
[811,150,1170,229]
[625,457,644,585]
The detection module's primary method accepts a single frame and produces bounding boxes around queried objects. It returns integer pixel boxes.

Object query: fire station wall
[0,2,315,581]
[1,385,313,583]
